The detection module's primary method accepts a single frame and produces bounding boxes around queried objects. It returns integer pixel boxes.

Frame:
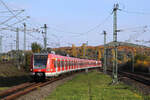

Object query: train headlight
[47,69,50,71]
[51,69,53,71]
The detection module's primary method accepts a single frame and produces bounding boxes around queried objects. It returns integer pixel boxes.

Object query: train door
[51,58,55,72]
[63,59,67,71]
[74,60,75,70]
[78,60,79,69]
[79,61,81,69]
[60,58,62,72]
[76,60,77,69]
[72,60,73,70]
[55,58,58,73]
[68,60,70,71]
[74,60,77,69]
[57,59,60,72]
[61,59,64,72]
[73,60,75,70]
[65,59,68,71]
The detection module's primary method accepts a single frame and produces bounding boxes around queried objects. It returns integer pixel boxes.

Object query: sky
[1,0,150,52]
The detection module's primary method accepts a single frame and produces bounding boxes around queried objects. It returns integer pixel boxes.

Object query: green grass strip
[45,71,150,100]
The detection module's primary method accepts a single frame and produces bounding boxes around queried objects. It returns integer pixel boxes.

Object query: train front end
[31,53,48,81]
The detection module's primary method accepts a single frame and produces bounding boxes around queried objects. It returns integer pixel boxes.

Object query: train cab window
[34,54,48,68]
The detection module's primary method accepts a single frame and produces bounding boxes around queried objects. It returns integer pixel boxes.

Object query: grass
[0,63,31,89]
[45,70,150,100]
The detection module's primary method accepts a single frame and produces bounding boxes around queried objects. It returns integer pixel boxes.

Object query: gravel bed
[120,77,150,95]
[100,69,150,95]
[16,74,78,100]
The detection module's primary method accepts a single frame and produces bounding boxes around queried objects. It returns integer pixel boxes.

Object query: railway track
[134,72,150,78]
[100,68,150,86]
[0,69,92,100]
[119,71,150,86]
[0,75,67,100]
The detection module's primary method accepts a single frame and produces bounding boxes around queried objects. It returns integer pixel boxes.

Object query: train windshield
[34,55,48,69]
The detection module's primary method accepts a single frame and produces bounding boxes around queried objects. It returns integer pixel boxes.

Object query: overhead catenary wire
[26,32,43,42]
[120,9,150,15]
[0,9,24,13]
[0,16,30,31]
[50,13,112,36]
[0,10,24,25]
[0,0,24,22]
[117,25,148,32]
[43,12,112,46]
[0,1,43,51]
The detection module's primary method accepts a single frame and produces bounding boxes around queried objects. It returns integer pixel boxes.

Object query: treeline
[1,42,150,73]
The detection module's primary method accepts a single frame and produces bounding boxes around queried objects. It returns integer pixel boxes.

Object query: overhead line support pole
[113,4,119,83]
[0,36,2,54]
[103,30,107,74]
[23,23,26,51]
[16,27,20,69]
[16,27,19,51]
[132,51,134,72]
[43,24,47,50]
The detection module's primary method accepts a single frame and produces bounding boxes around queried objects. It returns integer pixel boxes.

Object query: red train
[31,53,102,80]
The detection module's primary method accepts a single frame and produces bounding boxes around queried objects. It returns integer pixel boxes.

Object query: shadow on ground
[0,75,32,87]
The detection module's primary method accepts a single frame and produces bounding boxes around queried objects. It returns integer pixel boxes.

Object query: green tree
[31,42,42,53]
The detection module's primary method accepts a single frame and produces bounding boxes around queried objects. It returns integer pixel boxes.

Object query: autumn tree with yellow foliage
[72,44,77,57]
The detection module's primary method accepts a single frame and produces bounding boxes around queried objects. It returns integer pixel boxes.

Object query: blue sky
[1,0,150,52]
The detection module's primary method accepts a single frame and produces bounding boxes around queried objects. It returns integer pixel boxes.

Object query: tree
[81,43,86,58]
[31,42,42,53]
[98,49,102,61]
[72,44,77,57]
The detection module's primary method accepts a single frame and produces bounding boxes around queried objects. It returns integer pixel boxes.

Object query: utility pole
[83,43,86,58]
[86,41,88,59]
[23,23,26,66]
[10,43,13,58]
[103,31,107,74]
[132,51,134,72]
[23,23,26,51]
[16,28,19,51]
[16,27,20,69]
[113,4,119,83]
[42,24,48,50]
[86,41,88,46]
[113,4,119,42]
[0,36,2,54]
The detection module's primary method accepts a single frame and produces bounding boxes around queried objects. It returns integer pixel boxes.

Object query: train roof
[33,53,99,61]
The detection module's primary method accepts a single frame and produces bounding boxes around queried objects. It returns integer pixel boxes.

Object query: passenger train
[31,53,102,80]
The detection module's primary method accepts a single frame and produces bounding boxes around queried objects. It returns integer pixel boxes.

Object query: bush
[134,54,150,72]
[24,51,33,71]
